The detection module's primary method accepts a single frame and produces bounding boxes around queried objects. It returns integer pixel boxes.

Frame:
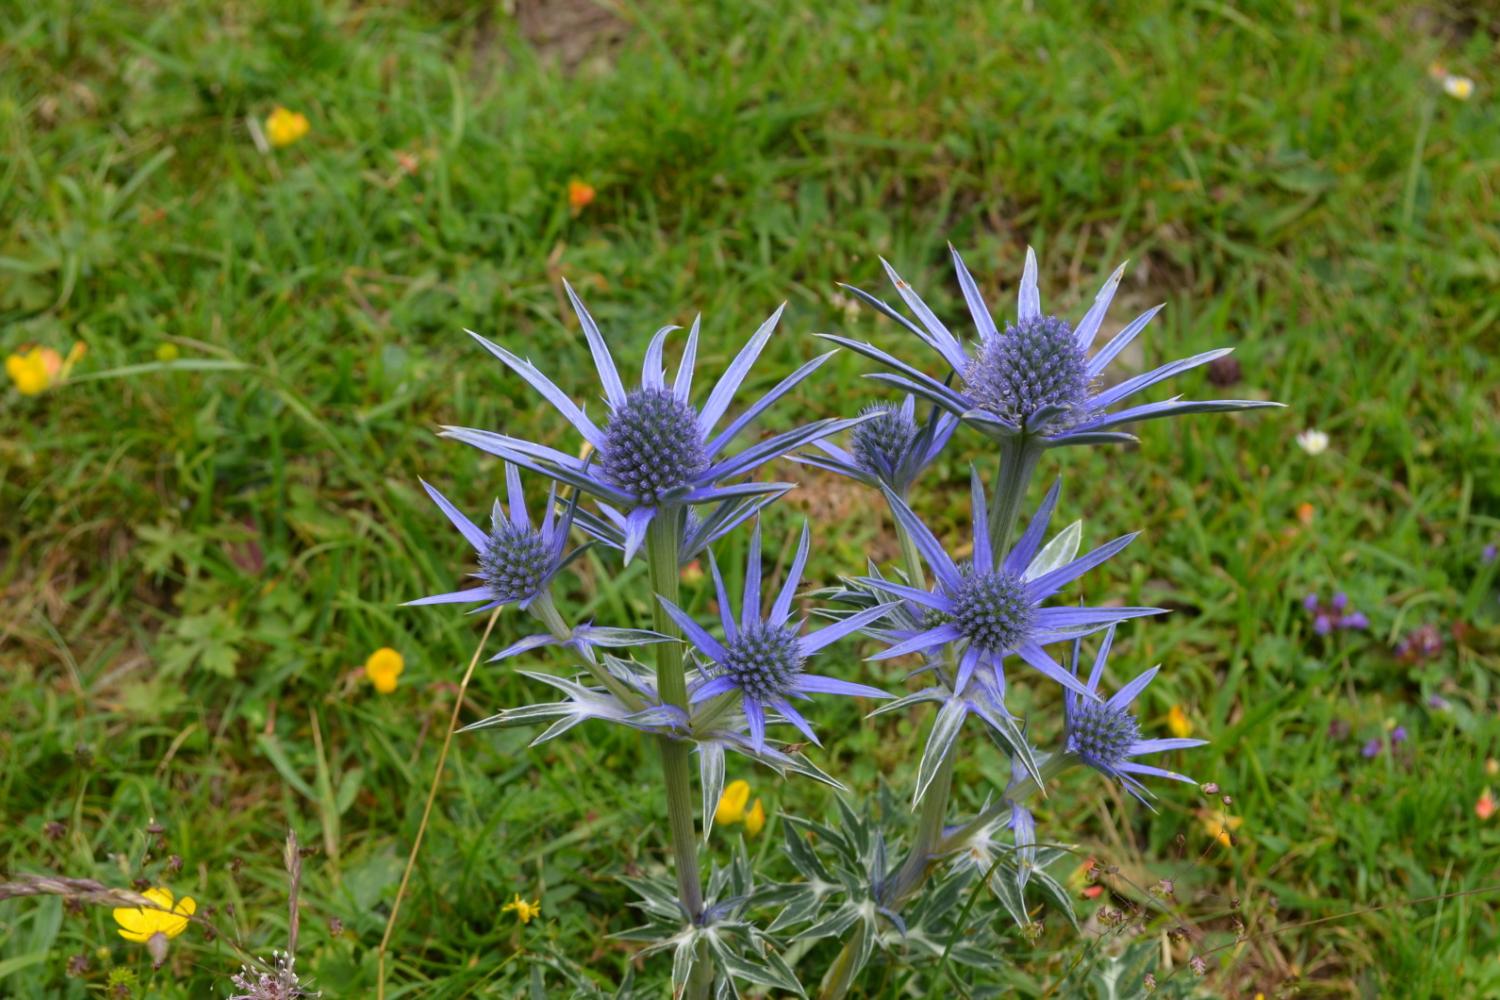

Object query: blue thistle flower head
[442,282,870,562]
[406,463,575,612]
[658,520,899,751]
[950,564,1036,655]
[600,386,709,503]
[821,245,1281,447]
[851,403,917,477]
[795,394,958,497]
[861,468,1166,699]
[720,621,805,701]
[963,313,1091,428]
[1063,626,1207,805]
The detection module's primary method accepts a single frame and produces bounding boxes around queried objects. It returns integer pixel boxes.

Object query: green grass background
[3,0,1499,996]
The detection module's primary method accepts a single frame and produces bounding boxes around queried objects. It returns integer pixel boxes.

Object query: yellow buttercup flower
[6,348,54,395]
[715,779,750,825]
[365,647,404,694]
[6,343,82,396]
[744,798,766,837]
[266,106,310,147]
[502,892,541,924]
[1166,705,1193,739]
[113,886,195,943]
[155,342,180,362]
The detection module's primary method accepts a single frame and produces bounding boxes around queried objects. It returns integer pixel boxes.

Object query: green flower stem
[887,746,956,901]
[988,435,1043,563]
[893,498,926,590]
[645,511,711,998]
[528,592,645,711]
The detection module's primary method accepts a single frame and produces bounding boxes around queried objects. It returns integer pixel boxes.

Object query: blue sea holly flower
[657,521,898,751]
[821,246,1280,447]
[1063,626,1206,805]
[405,464,577,612]
[443,283,865,561]
[793,395,958,497]
[862,471,1164,698]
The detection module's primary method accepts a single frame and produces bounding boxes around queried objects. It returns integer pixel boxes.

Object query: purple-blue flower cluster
[1303,592,1368,634]
[399,246,1277,994]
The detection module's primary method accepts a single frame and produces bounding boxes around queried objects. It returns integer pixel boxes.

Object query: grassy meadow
[3,1,1499,996]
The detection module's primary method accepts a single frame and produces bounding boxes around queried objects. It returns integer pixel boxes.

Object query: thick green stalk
[645,510,712,999]
[886,748,955,900]
[988,435,1042,562]
[894,500,925,590]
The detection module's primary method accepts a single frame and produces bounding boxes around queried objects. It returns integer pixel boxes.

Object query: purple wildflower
[793,394,958,497]
[1062,627,1206,805]
[662,520,898,750]
[1361,739,1382,759]
[1391,726,1408,744]
[1483,543,1497,564]
[444,284,865,562]
[859,473,1164,698]
[1304,592,1369,634]
[406,465,576,612]
[1395,624,1443,664]
[820,246,1279,448]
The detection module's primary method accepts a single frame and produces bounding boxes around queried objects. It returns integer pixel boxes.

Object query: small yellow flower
[715,779,750,826]
[1197,808,1243,848]
[502,892,541,924]
[155,342,180,362]
[5,342,84,395]
[266,106,310,147]
[365,647,404,694]
[113,886,195,943]
[744,798,766,837]
[1166,705,1193,739]
[567,179,596,213]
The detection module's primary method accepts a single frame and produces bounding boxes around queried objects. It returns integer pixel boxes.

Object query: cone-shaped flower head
[795,395,957,497]
[444,282,867,561]
[658,520,898,750]
[821,246,1280,447]
[1063,626,1206,804]
[862,470,1164,698]
[406,464,576,611]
